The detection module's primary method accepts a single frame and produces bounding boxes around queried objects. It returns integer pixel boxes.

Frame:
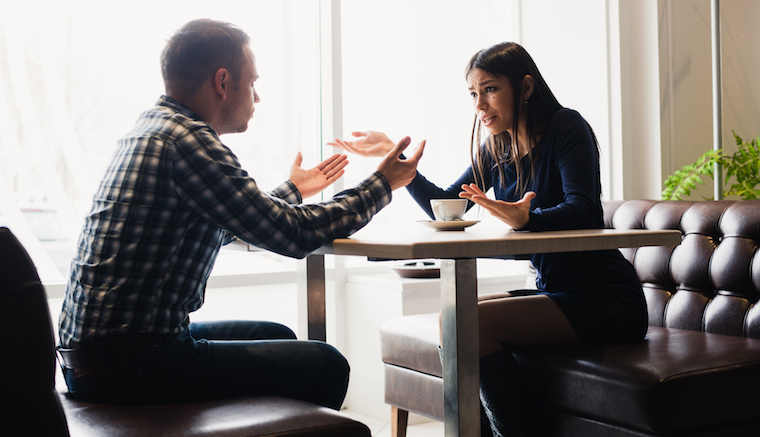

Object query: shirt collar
[157,95,206,124]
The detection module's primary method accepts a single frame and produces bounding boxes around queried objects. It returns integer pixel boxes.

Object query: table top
[313,224,682,260]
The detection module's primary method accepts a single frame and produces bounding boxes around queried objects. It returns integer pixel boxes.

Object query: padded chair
[0,227,371,437]
[381,200,760,437]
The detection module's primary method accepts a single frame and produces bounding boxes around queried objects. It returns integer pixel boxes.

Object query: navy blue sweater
[406,109,642,298]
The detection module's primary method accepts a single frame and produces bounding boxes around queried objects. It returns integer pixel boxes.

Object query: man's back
[59,96,230,348]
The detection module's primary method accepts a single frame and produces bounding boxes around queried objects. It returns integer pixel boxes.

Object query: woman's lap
[484,289,648,345]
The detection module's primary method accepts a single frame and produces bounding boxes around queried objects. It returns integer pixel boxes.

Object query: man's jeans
[63,320,349,409]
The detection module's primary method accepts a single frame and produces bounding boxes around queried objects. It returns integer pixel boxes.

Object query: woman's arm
[328,131,396,157]
[332,131,488,220]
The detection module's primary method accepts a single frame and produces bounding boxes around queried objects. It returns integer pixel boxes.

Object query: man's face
[219,46,260,135]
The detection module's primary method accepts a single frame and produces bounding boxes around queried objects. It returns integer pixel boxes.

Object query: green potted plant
[662,131,760,200]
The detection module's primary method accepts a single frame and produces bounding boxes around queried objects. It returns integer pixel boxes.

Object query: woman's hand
[289,152,348,199]
[459,183,536,230]
[328,131,395,157]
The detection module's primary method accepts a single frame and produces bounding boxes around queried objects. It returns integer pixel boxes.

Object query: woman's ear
[522,75,535,101]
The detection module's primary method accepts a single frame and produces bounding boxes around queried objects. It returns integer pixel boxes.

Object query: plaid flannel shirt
[59,95,391,347]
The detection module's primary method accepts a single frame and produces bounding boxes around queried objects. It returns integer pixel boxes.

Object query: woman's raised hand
[459,183,536,230]
[328,131,396,157]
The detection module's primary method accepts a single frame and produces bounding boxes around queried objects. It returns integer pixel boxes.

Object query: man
[57,19,424,408]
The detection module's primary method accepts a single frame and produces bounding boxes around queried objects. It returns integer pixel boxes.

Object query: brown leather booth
[381,199,760,437]
[0,227,370,437]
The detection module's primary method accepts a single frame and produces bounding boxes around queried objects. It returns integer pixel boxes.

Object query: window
[339,0,514,228]
[0,1,321,286]
[0,0,516,287]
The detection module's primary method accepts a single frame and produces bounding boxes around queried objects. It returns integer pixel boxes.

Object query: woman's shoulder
[548,107,586,127]
[542,108,592,140]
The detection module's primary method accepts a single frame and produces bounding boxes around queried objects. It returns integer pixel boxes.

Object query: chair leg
[391,406,409,437]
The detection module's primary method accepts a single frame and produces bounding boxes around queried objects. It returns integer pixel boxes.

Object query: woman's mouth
[482,116,495,126]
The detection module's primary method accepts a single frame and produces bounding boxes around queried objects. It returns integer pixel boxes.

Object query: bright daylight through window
[0,0,514,287]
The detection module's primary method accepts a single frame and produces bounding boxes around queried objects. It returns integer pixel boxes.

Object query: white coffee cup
[430,199,467,221]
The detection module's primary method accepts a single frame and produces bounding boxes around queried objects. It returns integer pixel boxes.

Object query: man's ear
[522,75,535,101]
[214,68,230,99]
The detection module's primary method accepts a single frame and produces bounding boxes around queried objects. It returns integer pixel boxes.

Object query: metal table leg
[297,254,326,341]
[440,258,480,437]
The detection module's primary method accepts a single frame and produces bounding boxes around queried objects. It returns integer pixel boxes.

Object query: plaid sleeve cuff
[270,180,303,205]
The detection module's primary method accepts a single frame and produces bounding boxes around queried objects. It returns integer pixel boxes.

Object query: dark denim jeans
[63,320,349,409]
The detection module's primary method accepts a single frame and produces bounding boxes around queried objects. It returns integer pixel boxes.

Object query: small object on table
[391,261,441,278]
[417,220,479,231]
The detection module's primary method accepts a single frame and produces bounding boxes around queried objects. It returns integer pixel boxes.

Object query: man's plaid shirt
[59,96,391,348]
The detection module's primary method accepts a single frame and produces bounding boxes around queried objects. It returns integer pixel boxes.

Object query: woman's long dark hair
[466,42,563,195]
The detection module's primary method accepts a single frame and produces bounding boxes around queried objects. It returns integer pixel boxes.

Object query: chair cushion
[384,364,443,422]
[61,394,371,437]
[380,313,442,378]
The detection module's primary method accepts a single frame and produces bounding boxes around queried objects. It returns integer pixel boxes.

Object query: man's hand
[329,131,395,157]
[376,136,425,191]
[289,152,348,199]
[459,183,535,229]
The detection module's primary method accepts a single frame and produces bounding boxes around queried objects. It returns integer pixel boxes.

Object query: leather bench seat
[380,200,760,437]
[515,327,760,435]
[61,394,370,437]
[382,313,760,436]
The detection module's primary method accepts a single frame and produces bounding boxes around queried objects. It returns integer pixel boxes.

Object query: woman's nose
[475,94,486,111]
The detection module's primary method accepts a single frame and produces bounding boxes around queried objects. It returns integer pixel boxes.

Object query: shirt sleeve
[171,125,391,258]
[269,180,302,205]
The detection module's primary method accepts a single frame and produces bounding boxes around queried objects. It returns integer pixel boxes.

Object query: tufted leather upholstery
[381,200,760,437]
[0,227,370,437]
[604,199,760,336]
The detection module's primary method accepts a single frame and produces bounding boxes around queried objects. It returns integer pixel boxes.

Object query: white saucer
[418,220,480,231]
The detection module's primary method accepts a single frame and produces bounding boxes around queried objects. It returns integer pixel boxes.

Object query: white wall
[519,0,619,198]
[521,0,760,201]
[518,0,664,200]
[658,0,760,200]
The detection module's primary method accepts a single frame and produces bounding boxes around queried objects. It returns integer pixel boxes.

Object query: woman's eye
[485,86,496,93]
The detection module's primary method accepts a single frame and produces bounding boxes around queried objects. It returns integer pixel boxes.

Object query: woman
[332,42,647,437]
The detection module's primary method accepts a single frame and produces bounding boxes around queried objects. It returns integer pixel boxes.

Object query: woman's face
[467,68,516,136]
